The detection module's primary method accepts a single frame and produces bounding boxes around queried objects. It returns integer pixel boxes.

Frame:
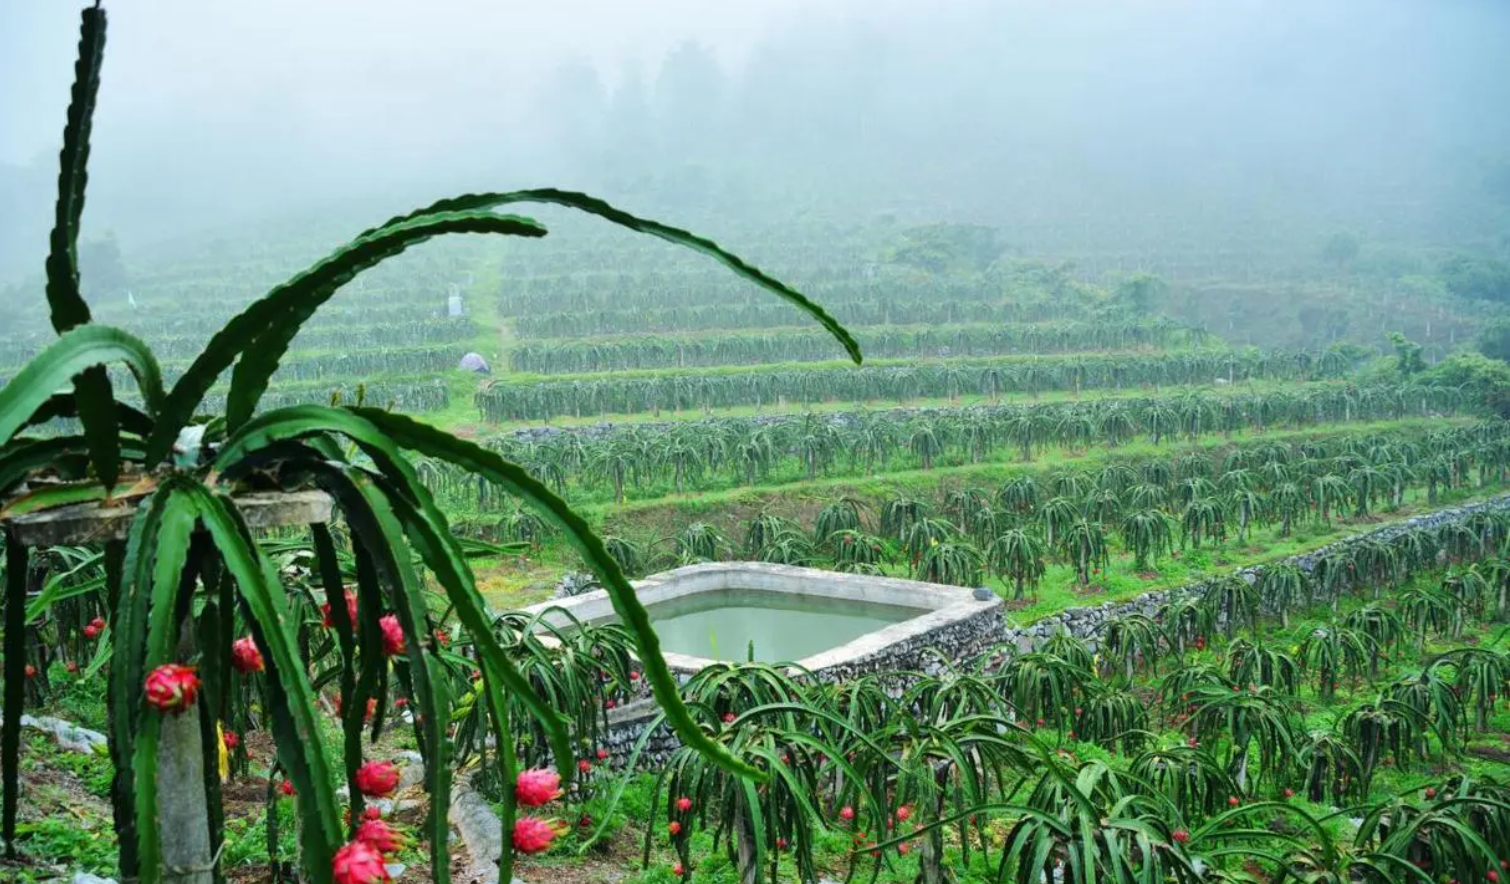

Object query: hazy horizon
[3,0,1508,280]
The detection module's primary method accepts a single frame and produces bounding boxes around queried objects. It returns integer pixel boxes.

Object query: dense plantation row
[508,297,1106,337]
[0,236,478,399]
[474,350,1357,422]
[495,263,1073,315]
[102,344,463,387]
[0,317,476,370]
[82,375,456,415]
[471,424,1510,591]
[195,378,453,414]
[506,319,1205,373]
[445,385,1475,505]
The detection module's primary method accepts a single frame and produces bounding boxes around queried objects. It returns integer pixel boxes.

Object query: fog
[2,0,1508,280]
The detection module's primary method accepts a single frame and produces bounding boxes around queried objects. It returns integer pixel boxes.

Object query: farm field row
[464,418,1505,608]
[472,350,1359,422]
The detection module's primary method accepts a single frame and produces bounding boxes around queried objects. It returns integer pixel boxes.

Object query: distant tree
[537,57,607,168]
[886,223,1003,274]
[1321,232,1360,270]
[77,232,128,296]
[654,41,727,152]
[1441,253,1510,303]
[1387,331,1426,377]
[1419,350,1510,419]
[1477,318,1510,363]
[1114,273,1167,317]
[604,60,653,174]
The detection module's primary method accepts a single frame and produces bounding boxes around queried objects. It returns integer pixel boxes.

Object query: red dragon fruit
[332,839,390,884]
[145,664,200,714]
[355,818,408,855]
[378,615,405,657]
[512,817,566,855]
[230,636,264,673]
[322,590,359,629]
[515,769,563,808]
[355,760,401,798]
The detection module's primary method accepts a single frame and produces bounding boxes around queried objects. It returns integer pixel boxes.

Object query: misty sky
[2,0,1508,277]
[0,0,844,164]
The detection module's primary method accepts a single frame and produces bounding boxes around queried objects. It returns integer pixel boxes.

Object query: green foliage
[1112,273,1167,316]
[1321,231,1360,269]
[885,223,1003,274]
[1441,252,1510,303]
[1388,331,1426,378]
[1476,318,1510,363]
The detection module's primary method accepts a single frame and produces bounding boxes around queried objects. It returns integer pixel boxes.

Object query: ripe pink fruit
[378,615,405,657]
[322,590,359,629]
[355,818,407,855]
[512,817,564,855]
[776,837,788,850]
[83,623,101,640]
[722,712,736,723]
[223,731,240,750]
[898,842,911,855]
[1489,872,1500,884]
[515,769,563,808]
[1424,787,1438,799]
[1035,718,1045,727]
[65,661,78,674]
[336,695,380,722]
[231,636,265,673]
[23,664,35,679]
[895,805,912,822]
[671,862,685,878]
[1173,829,1190,844]
[434,629,449,647]
[676,796,693,813]
[840,806,855,821]
[578,759,592,774]
[1187,737,1199,748]
[1283,788,1294,799]
[332,839,390,884]
[363,806,382,821]
[596,748,609,761]
[355,760,400,798]
[279,780,296,796]
[145,664,200,714]
[1228,796,1240,807]
[668,821,682,836]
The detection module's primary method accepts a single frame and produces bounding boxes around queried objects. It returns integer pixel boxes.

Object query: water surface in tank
[636,588,923,662]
